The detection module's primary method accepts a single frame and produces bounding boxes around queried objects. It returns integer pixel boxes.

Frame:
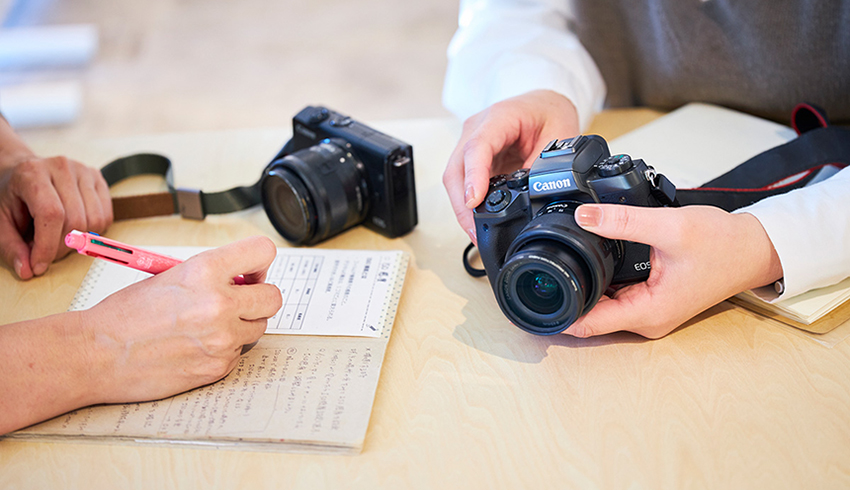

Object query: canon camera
[260,106,418,245]
[473,135,676,335]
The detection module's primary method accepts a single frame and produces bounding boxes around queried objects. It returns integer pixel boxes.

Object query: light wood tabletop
[2,109,849,489]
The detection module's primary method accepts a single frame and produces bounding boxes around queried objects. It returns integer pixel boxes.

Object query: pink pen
[65,230,246,284]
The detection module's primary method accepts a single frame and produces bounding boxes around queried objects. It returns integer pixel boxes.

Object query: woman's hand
[566,204,783,339]
[443,90,580,244]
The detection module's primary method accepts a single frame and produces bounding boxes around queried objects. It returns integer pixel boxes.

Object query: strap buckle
[176,188,206,220]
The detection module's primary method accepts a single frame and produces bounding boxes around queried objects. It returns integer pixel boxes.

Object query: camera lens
[516,270,563,315]
[495,202,619,335]
[498,240,592,334]
[262,168,316,243]
[261,140,369,245]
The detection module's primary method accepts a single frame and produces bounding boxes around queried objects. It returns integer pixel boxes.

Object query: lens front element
[497,240,592,335]
[516,269,564,315]
[261,140,369,245]
[494,201,619,335]
[262,168,316,244]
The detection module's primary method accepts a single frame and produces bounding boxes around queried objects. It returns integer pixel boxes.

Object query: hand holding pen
[65,230,246,284]
[72,235,282,405]
[2,235,283,433]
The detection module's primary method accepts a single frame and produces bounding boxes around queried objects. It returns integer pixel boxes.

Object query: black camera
[473,134,676,335]
[260,106,418,245]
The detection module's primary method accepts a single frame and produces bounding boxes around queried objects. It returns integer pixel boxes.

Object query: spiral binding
[67,261,108,311]
[377,252,410,340]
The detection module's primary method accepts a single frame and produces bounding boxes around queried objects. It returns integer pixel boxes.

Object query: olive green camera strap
[100,153,262,221]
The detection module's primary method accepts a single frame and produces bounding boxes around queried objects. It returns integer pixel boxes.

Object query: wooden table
[2,110,849,489]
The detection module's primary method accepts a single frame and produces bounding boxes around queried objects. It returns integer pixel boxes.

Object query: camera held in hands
[260,106,418,245]
[473,135,676,335]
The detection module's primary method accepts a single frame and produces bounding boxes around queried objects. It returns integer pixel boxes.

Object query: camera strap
[100,153,262,220]
[673,103,850,211]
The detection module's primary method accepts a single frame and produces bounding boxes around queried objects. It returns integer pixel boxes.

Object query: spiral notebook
[7,247,409,453]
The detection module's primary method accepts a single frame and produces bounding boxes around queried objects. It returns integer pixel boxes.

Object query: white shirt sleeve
[737,166,850,302]
[442,0,606,131]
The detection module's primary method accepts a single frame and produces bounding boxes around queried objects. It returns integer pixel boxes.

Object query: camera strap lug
[392,156,411,168]
[646,169,677,206]
[644,168,657,186]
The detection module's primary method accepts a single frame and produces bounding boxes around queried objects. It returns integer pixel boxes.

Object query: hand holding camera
[473,134,676,335]
[441,90,581,244]
[472,134,784,339]
[565,203,783,339]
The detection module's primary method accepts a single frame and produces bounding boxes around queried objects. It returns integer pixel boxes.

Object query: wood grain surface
[2,110,849,490]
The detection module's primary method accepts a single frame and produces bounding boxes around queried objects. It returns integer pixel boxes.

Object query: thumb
[574,203,672,246]
[202,235,278,284]
[0,219,33,279]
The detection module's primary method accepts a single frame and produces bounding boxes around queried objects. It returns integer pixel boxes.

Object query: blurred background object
[0,23,97,68]
[1,0,458,139]
[0,15,97,128]
[0,80,82,127]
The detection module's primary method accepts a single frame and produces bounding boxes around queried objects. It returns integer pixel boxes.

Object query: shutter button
[308,108,330,124]
[506,168,529,189]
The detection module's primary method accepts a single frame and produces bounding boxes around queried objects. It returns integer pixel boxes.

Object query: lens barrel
[261,140,369,245]
[495,202,619,335]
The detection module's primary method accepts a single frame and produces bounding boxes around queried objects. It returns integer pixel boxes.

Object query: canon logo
[532,178,572,192]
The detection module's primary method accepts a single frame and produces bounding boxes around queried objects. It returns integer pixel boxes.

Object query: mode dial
[597,154,633,177]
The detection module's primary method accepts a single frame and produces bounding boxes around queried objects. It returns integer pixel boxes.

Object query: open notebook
[609,103,850,333]
[7,247,409,453]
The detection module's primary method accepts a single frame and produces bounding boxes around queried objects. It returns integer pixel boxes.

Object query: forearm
[0,310,101,434]
[0,113,36,171]
[443,0,606,128]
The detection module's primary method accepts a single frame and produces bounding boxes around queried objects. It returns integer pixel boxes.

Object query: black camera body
[261,106,417,245]
[474,134,676,335]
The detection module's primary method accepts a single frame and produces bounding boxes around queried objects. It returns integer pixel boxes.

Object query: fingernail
[575,205,603,228]
[13,258,23,278]
[33,262,48,276]
[464,184,476,207]
[467,228,477,244]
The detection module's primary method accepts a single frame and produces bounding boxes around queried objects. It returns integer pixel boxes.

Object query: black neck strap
[675,103,850,210]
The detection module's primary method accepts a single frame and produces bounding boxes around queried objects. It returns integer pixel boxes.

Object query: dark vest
[572,0,850,122]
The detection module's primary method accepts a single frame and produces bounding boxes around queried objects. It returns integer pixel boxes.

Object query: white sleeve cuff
[735,166,850,302]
